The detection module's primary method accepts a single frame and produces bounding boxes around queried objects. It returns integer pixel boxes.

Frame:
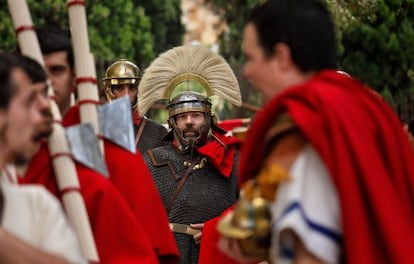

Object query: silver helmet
[167,91,213,151]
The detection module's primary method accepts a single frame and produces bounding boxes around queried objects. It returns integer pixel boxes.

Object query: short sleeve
[270,145,342,263]
[2,184,85,263]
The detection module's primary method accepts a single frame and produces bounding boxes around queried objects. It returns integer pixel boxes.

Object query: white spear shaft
[7,0,99,261]
[67,0,103,155]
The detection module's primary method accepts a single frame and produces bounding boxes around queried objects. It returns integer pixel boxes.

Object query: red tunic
[63,105,179,264]
[20,142,158,264]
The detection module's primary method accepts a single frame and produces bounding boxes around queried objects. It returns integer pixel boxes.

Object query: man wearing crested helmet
[139,45,242,263]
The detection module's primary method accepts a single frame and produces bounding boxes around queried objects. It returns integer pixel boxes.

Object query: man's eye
[49,65,65,75]
[177,115,186,120]
[112,86,123,91]
[112,86,126,92]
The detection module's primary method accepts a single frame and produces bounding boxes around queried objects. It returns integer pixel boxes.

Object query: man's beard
[183,128,200,147]
[182,127,200,142]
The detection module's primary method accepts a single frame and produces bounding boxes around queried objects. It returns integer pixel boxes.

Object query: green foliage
[341,0,414,91]
[206,0,413,122]
[85,0,155,69]
[0,0,183,122]
[2,0,412,122]
[0,0,154,66]
[1,0,183,102]
[0,1,15,51]
[202,0,265,119]
[137,0,183,56]
[0,0,184,68]
[339,0,414,123]
[205,0,262,64]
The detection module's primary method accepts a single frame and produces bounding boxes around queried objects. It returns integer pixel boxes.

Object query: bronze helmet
[103,59,142,108]
[167,91,213,151]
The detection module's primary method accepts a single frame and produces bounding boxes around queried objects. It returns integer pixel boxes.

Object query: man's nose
[39,94,51,110]
[185,116,194,125]
[116,87,128,96]
[34,93,51,116]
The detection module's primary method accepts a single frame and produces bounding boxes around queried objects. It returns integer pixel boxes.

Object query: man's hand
[218,236,264,263]
[190,223,204,244]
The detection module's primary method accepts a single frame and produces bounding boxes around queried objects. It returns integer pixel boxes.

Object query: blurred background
[1,0,413,129]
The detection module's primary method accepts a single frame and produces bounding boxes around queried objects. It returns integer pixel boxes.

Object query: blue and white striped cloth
[271,145,342,264]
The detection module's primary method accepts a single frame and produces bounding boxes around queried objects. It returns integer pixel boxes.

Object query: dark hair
[0,52,20,109]
[13,53,47,84]
[248,0,337,72]
[36,26,74,70]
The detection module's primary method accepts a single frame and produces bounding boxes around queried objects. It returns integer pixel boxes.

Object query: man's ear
[273,43,293,70]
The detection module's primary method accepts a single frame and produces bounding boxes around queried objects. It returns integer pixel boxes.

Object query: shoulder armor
[264,114,295,144]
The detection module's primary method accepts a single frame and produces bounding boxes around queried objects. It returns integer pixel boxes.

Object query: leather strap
[169,223,201,236]
[166,156,202,214]
[135,116,147,146]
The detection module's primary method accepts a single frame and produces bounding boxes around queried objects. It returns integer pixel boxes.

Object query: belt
[169,223,201,236]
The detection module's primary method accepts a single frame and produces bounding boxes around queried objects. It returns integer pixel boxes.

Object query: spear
[7,0,99,261]
[67,0,104,155]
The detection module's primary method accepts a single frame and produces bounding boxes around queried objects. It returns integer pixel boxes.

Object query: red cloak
[20,142,158,263]
[239,70,414,263]
[63,105,179,264]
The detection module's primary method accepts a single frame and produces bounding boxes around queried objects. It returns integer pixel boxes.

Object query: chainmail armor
[144,144,239,264]
[134,118,168,153]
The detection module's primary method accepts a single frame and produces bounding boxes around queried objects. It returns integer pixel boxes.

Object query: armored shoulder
[243,114,307,201]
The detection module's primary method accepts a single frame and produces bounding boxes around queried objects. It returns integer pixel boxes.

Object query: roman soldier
[103,59,168,152]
